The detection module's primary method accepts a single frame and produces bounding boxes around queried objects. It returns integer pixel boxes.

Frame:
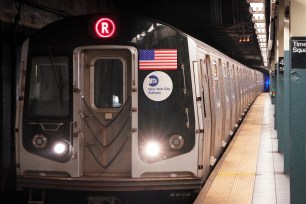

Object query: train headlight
[32,134,47,148]
[53,140,69,155]
[145,141,160,157]
[169,134,184,150]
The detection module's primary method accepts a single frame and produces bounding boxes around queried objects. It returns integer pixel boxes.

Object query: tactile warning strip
[194,94,266,204]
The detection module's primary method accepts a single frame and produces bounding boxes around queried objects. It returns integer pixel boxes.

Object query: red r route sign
[94,18,116,38]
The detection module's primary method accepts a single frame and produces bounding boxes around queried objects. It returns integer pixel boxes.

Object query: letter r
[101,22,109,34]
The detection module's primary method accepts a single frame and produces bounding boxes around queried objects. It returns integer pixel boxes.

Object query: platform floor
[194,93,290,204]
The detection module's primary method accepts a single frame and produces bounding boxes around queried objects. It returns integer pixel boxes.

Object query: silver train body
[15,14,264,195]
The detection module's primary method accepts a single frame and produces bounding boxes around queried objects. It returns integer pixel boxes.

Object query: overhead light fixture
[254,23,265,29]
[249,3,264,13]
[252,14,265,22]
[257,34,266,39]
[256,29,266,35]
[246,0,268,67]
[238,34,250,43]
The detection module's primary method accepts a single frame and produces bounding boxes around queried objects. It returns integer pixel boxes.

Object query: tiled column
[289,0,306,203]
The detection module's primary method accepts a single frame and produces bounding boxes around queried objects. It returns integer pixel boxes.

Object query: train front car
[15,14,205,197]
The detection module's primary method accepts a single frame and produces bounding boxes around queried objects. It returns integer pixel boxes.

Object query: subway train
[15,13,264,203]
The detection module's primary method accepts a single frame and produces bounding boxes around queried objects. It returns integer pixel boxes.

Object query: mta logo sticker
[143,71,173,101]
[148,75,159,87]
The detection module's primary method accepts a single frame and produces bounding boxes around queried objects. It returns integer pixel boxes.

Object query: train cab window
[93,58,124,109]
[27,56,69,117]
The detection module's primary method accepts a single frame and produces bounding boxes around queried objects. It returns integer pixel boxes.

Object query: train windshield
[27,56,69,117]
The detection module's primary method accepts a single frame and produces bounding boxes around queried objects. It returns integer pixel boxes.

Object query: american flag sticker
[139,49,177,70]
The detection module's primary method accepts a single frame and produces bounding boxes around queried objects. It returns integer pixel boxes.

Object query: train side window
[222,63,227,78]
[93,58,124,109]
[212,62,217,77]
[212,61,220,108]
[223,63,229,102]
[27,56,69,117]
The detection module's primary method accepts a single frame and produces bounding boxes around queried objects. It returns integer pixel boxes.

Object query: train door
[221,61,231,146]
[193,48,212,178]
[241,68,245,111]
[236,66,242,121]
[209,56,223,165]
[250,70,253,99]
[240,68,245,116]
[234,66,240,123]
[74,46,136,176]
[227,63,233,134]
[247,70,251,105]
[250,71,253,98]
[252,70,255,99]
[242,68,247,111]
[251,70,255,99]
[243,68,247,111]
[230,64,237,132]
[240,68,244,115]
[246,70,249,105]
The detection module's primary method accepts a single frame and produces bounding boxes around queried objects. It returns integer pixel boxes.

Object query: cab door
[74,46,137,176]
[193,47,212,178]
[200,55,213,173]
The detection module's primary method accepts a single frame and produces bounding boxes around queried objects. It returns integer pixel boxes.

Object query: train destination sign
[94,17,116,38]
[291,37,306,69]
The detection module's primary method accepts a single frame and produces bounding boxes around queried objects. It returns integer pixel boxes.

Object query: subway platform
[194,93,290,204]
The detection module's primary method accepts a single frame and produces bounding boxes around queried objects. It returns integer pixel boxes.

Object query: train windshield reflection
[27,56,69,117]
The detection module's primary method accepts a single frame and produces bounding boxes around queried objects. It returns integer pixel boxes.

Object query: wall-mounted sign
[291,37,306,69]
[279,57,284,74]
